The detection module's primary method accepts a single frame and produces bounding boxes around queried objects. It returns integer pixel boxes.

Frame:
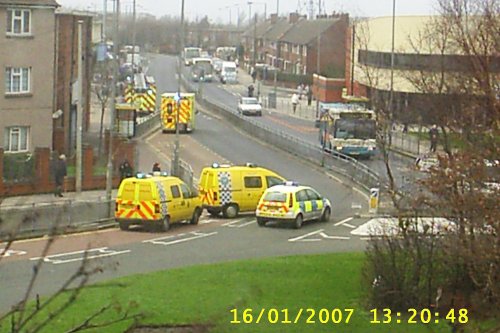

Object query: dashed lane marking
[1,249,27,258]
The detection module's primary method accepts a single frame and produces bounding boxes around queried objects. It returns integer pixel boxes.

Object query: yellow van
[199,163,285,218]
[115,173,202,231]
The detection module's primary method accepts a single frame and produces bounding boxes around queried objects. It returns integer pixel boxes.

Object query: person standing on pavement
[307,85,313,106]
[119,159,133,181]
[291,93,299,113]
[297,83,304,100]
[152,162,161,172]
[248,84,255,97]
[428,124,439,153]
[54,154,67,197]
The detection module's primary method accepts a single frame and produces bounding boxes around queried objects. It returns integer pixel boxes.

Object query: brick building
[53,9,93,155]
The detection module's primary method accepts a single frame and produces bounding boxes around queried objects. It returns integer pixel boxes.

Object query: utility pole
[76,20,84,193]
[102,0,106,41]
[315,32,320,118]
[131,0,136,73]
[253,13,257,66]
[389,0,396,146]
[173,0,185,177]
[106,0,119,212]
[276,0,279,15]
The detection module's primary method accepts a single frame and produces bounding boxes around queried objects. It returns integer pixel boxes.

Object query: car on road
[238,97,262,116]
[256,181,332,229]
[115,173,202,232]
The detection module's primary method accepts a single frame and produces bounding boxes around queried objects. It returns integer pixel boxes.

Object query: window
[266,176,283,188]
[180,183,191,198]
[295,190,308,202]
[303,47,307,57]
[170,185,181,198]
[5,67,31,94]
[7,9,31,35]
[305,189,321,201]
[4,126,29,152]
[244,176,262,188]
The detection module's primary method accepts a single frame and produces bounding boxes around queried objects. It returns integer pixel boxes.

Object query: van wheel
[257,217,266,227]
[223,204,239,218]
[294,214,303,229]
[159,216,170,232]
[190,208,202,225]
[320,207,331,222]
[207,208,220,217]
[119,222,129,231]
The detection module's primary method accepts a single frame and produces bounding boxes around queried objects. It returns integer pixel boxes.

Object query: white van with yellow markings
[199,163,285,218]
[115,173,202,231]
[256,182,332,229]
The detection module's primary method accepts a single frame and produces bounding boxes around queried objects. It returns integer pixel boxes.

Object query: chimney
[270,13,278,24]
[289,12,300,24]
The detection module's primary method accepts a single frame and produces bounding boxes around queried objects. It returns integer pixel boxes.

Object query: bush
[3,152,36,182]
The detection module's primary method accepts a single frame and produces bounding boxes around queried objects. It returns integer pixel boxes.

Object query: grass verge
[3,252,493,333]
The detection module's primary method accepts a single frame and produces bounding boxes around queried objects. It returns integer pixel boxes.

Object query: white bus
[183,47,201,66]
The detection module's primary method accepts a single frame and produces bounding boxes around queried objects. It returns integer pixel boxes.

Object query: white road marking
[222,218,255,228]
[334,217,353,226]
[143,231,217,246]
[288,228,351,242]
[342,223,356,229]
[351,203,363,209]
[30,247,131,265]
[199,219,216,224]
[288,229,324,242]
[1,249,27,258]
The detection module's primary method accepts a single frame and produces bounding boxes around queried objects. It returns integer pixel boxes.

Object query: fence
[390,130,427,157]
[0,197,114,240]
[183,77,380,192]
[134,111,160,137]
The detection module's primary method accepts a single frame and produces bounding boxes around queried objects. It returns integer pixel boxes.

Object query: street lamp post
[106,0,119,214]
[388,0,396,146]
[173,0,185,177]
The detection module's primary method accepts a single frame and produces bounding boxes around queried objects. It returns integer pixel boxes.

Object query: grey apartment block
[0,0,58,153]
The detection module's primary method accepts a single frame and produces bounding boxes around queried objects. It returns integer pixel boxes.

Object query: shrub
[3,153,36,182]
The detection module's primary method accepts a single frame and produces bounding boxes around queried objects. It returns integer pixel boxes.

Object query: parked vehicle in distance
[238,97,262,116]
[212,58,223,75]
[220,61,237,84]
[256,181,332,229]
[115,173,202,231]
[199,163,285,218]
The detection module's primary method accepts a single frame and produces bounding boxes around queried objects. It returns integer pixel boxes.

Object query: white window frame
[5,67,31,94]
[4,126,30,153]
[6,9,32,36]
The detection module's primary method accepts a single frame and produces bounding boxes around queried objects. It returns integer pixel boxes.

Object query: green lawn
[2,253,489,333]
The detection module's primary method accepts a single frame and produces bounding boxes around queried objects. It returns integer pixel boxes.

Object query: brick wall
[313,74,345,103]
[0,138,135,197]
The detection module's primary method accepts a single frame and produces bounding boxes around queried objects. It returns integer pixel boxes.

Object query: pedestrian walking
[291,93,299,113]
[307,85,313,106]
[428,124,439,153]
[251,67,257,83]
[297,83,304,100]
[119,159,133,181]
[152,162,161,172]
[54,154,67,197]
[248,84,255,97]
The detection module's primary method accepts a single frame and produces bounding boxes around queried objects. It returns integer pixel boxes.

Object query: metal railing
[183,77,380,192]
[134,111,160,137]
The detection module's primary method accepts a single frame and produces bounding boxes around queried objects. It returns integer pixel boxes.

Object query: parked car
[238,97,262,116]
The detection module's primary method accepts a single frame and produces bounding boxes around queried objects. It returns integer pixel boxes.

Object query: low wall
[313,74,345,103]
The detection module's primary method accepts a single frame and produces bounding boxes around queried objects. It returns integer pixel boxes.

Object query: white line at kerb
[288,229,324,242]
[334,217,354,226]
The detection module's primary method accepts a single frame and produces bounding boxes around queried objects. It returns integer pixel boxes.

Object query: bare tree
[94,63,112,157]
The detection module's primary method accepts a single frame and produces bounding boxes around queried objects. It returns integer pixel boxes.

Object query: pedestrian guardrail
[182,77,380,192]
[134,111,160,137]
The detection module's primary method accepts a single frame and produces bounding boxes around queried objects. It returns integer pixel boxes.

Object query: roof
[266,184,309,193]
[0,0,59,6]
[242,20,273,38]
[263,18,294,41]
[279,17,341,45]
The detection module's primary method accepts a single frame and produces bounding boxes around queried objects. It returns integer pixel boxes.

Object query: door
[295,190,311,220]
[168,184,185,223]
[241,175,264,211]
[305,189,324,220]
[179,183,194,220]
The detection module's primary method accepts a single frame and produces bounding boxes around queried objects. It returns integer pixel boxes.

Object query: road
[0,53,374,314]
[183,63,416,186]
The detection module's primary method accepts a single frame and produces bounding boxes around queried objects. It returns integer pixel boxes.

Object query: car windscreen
[242,99,258,105]
[263,191,287,202]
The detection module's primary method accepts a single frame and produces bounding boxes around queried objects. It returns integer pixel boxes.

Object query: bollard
[369,188,379,214]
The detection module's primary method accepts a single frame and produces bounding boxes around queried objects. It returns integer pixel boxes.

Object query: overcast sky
[57,0,438,23]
